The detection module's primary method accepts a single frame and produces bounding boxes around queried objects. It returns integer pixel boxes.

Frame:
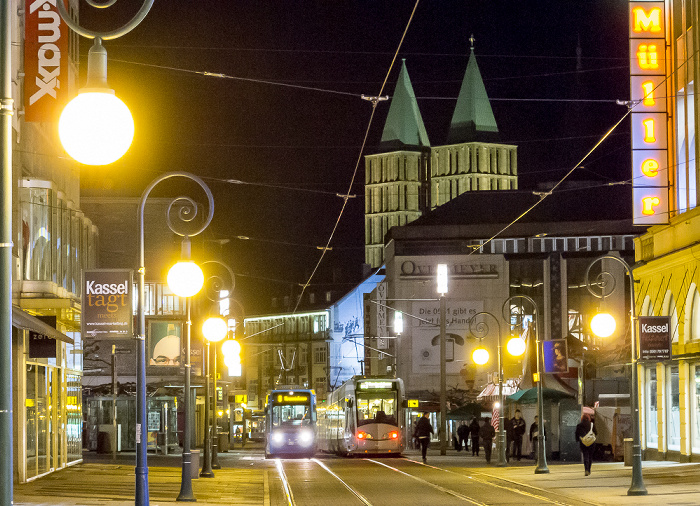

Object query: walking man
[457,422,469,452]
[510,409,526,461]
[469,417,480,456]
[479,417,495,464]
[414,412,433,464]
[529,415,546,459]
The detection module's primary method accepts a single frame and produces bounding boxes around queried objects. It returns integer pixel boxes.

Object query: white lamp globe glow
[221,339,241,359]
[202,317,228,342]
[58,91,134,165]
[472,347,489,365]
[167,261,204,297]
[506,336,527,357]
[591,312,616,338]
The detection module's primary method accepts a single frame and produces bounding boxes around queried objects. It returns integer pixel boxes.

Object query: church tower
[364,41,518,268]
[364,60,431,268]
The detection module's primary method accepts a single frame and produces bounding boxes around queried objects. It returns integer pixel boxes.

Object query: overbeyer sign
[82,269,133,339]
[24,0,69,122]
[638,315,671,360]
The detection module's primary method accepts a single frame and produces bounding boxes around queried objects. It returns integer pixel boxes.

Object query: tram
[264,388,317,458]
[317,376,404,456]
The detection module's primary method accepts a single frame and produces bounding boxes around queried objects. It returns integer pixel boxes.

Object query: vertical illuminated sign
[629,1,668,225]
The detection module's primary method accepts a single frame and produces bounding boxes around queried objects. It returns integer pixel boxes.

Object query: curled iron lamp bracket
[57,0,154,41]
[585,255,623,300]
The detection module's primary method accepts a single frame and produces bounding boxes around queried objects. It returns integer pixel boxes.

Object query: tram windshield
[356,391,397,426]
[271,403,312,427]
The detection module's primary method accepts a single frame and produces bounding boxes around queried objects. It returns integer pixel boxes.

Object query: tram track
[400,457,601,506]
[274,458,373,506]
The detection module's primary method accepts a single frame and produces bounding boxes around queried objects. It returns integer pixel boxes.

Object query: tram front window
[357,392,397,426]
[272,404,311,427]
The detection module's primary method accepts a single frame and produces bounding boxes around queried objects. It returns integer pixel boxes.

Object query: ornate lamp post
[585,255,647,496]
[139,172,214,504]
[468,311,506,466]
[201,316,227,477]
[505,295,549,474]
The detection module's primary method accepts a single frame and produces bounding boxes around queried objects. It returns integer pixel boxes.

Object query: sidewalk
[411,447,700,506]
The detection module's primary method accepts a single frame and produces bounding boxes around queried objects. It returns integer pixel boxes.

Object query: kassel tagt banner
[82,269,133,339]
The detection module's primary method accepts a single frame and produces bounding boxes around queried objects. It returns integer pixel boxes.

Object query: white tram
[317,376,404,456]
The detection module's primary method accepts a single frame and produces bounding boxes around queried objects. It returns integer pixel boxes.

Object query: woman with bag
[575,413,597,476]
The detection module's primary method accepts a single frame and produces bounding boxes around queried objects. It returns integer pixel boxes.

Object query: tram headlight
[271,431,285,445]
[357,431,373,440]
[299,429,314,447]
[388,430,399,440]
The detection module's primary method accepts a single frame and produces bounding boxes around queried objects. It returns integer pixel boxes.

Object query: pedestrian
[479,417,495,464]
[510,409,526,461]
[575,412,597,476]
[469,417,480,456]
[505,413,513,461]
[529,415,546,459]
[414,412,433,464]
[457,422,469,452]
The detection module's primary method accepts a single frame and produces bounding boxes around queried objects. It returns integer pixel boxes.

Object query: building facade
[364,49,517,268]
[630,0,700,462]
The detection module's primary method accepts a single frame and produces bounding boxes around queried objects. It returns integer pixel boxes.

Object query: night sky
[77,0,632,313]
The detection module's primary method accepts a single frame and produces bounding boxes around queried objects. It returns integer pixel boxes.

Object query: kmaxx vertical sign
[24,0,68,122]
[629,2,668,225]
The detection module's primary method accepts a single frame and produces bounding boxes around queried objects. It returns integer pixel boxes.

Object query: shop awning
[12,306,74,344]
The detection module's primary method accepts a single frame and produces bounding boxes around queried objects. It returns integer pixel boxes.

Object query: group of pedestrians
[415,410,597,476]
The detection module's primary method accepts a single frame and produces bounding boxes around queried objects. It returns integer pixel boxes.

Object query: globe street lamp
[139,172,214,505]
[585,255,647,496]
[200,316,227,478]
[56,0,154,165]
[505,295,549,474]
[437,264,448,455]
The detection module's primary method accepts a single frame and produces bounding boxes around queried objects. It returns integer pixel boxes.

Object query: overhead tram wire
[290,0,422,314]
[468,48,700,257]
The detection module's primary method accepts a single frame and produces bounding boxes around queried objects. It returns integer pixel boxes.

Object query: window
[667,365,681,451]
[646,367,658,448]
[662,291,680,343]
[314,346,327,364]
[690,288,700,340]
[692,365,700,453]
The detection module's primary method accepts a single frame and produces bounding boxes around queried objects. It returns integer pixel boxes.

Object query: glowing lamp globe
[221,339,241,359]
[506,336,527,357]
[167,261,204,297]
[591,312,616,338]
[472,347,489,365]
[58,91,134,165]
[202,317,228,342]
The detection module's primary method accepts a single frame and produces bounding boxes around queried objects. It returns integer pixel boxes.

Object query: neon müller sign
[629,1,669,225]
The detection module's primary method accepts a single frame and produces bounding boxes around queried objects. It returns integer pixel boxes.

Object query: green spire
[447,45,499,144]
[380,60,430,150]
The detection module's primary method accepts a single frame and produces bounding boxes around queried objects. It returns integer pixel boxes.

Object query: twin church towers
[364,44,519,268]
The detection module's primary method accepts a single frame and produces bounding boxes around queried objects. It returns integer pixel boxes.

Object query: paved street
[12,447,700,506]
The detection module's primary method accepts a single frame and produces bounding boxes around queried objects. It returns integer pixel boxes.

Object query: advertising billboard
[82,269,133,339]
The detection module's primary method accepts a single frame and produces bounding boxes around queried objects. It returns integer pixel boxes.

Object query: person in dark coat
[505,415,514,461]
[456,422,469,451]
[529,415,547,459]
[510,409,527,461]
[469,417,481,456]
[414,412,433,464]
[479,418,496,464]
[575,412,597,476]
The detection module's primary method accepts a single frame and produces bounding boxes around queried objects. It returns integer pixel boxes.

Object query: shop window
[692,365,700,454]
[646,368,658,448]
[667,365,681,451]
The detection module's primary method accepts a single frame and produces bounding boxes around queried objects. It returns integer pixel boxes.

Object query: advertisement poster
[82,269,133,339]
[638,316,671,360]
[148,321,182,367]
[543,339,568,373]
[411,300,482,374]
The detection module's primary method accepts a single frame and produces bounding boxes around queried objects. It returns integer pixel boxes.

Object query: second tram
[264,388,317,458]
[317,376,404,456]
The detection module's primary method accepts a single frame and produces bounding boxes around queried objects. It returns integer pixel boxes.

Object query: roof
[388,185,642,241]
[447,48,499,144]
[379,60,430,150]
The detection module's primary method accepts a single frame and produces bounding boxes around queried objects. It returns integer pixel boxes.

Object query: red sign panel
[24,0,69,122]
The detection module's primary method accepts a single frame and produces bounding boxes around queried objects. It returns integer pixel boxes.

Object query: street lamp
[200,316,226,478]
[468,311,507,467]
[504,295,549,474]
[585,255,647,496]
[56,0,154,165]
[437,264,448,456]
[138,172,214,505]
